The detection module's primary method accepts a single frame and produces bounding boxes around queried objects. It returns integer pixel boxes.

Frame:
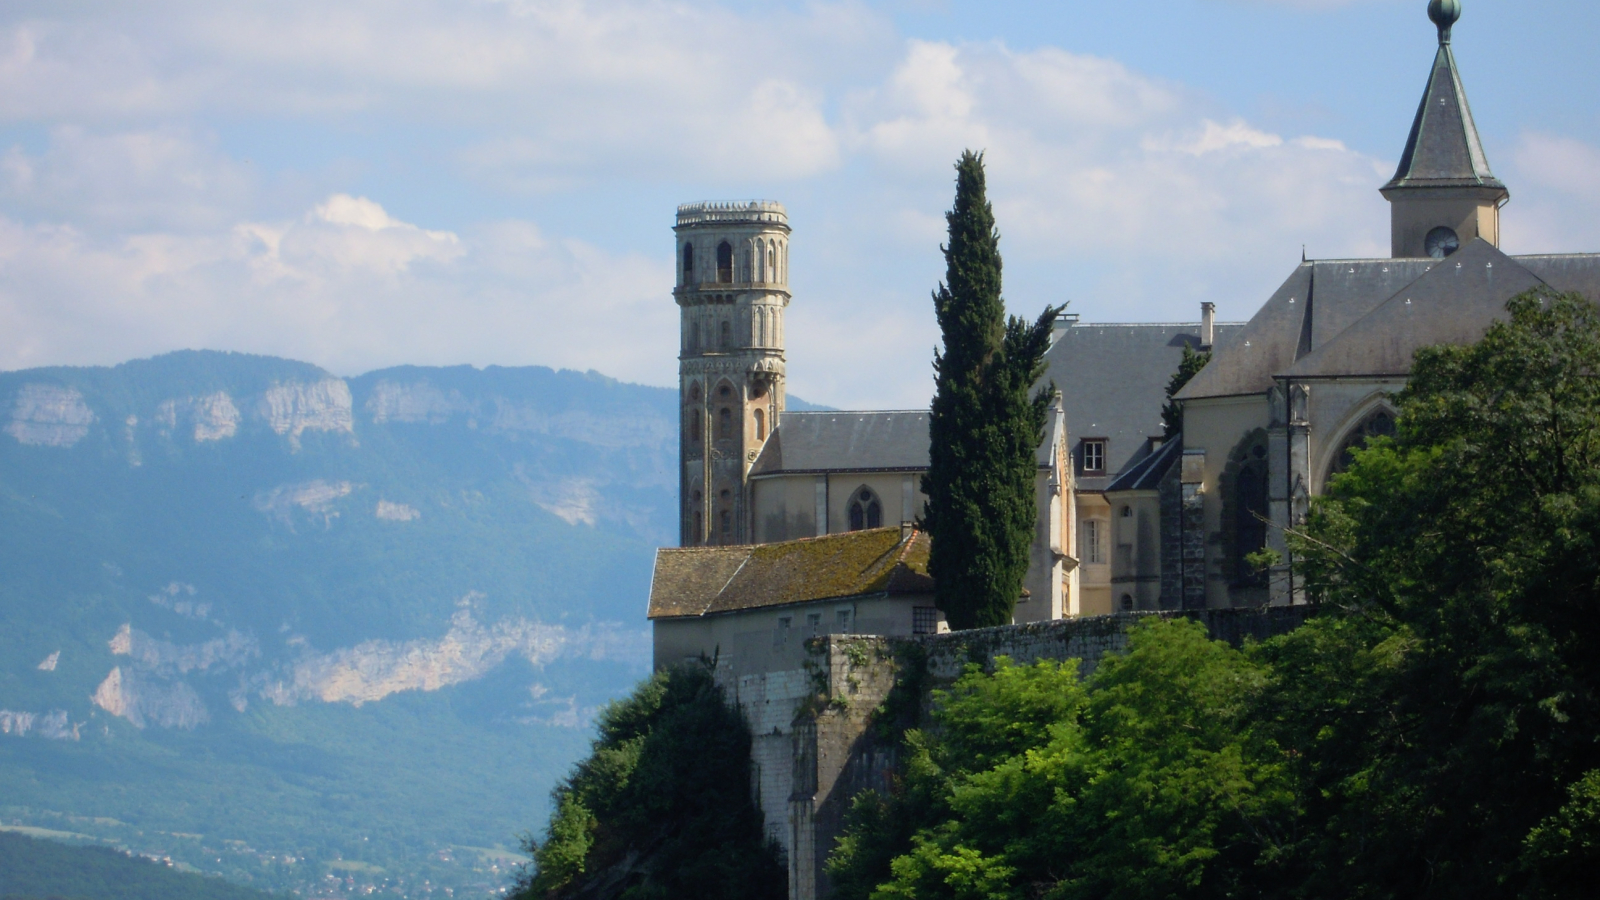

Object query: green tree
[830,619,1293,900]
[922,150,1063,629]
[1161,345,1211,439]
[512,664,784,900]
[1274,289,1600,897]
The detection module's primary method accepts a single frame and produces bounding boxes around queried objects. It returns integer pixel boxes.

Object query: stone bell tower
[675,201,790,546]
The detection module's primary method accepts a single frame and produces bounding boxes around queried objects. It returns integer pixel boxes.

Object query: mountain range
[0,351,823,897]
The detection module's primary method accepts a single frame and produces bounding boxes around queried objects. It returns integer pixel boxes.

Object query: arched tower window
[1329,408,1397,480]
[717,241,733,283]
[691,489,703,545]
[767,240,777,282]
[720,320,731,349]
[718,407,732,439]
[754,408,765,440]
[848,487,882,531]
[682,243,694,284]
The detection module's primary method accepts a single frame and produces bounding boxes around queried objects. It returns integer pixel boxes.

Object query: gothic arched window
[1329,409,1397,479]
[682,243,694,284]
[720,320,731,348]
[848,488,882,531]
[720,509,731,537]
[718,407,732,439]
[1233,444,1269,588]
[767,240,776,282]
[754,408,765,440]
[717,241,733,283]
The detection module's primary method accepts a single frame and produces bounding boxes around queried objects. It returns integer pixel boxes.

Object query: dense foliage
[1161,345,1211,439]
[830,290,1600,898]
[923,151,1063,630]
[512,663,784,900]
[0,831,282,900]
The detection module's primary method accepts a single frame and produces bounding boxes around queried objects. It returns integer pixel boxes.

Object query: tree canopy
[922,150,1062,629]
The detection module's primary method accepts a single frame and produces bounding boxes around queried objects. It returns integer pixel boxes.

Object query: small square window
[774,616,792,647]
[912,607,937,635]
[807,612,822,633]
[1082,439,1107,473]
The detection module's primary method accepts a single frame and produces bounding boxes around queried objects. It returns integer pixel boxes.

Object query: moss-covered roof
[648,527,934,620]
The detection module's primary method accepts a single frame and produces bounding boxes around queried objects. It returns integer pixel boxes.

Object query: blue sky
[1,0,1597,408]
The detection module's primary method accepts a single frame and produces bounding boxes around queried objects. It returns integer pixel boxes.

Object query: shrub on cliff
[511,663,784,900]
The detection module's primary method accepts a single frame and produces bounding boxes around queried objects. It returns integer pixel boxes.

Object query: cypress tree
[922,151,1063,630]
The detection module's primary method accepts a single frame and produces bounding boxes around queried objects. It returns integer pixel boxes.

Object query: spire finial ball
[1429,0,1461,31]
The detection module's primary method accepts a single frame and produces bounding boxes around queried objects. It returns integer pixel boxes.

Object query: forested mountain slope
[0,830,285,900]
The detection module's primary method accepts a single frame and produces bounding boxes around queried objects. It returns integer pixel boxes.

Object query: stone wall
[754,606,1311,900]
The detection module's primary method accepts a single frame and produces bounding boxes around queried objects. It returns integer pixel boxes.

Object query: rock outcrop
[5,384,95,447]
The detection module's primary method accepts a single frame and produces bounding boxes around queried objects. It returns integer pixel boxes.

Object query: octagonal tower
[675,201,791,546]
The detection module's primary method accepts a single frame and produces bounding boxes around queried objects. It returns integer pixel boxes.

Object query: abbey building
[647,5,1600,897]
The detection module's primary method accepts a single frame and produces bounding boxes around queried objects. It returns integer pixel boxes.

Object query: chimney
[1200,302,1216,349]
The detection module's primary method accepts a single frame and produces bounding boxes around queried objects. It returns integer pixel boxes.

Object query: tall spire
[1384,0,1503,192]
[1381,1,1509,258]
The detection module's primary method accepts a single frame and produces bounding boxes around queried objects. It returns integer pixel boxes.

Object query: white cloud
[1502,132,1600,255]
[0,189,674,383]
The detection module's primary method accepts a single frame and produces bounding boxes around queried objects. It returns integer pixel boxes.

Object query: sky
[2,0,1598,409]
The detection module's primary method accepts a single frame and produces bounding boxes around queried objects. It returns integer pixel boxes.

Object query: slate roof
[1287,241,1545,378]
[750,411,929,476]
[1383,41,1504,194]
[647,527,934,619]
[1177,244,1600,398]
[1106,436,1182,493]
[1043,321,1243,491]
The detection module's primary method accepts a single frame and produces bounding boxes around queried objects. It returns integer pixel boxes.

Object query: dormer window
[1082,439,1107,474]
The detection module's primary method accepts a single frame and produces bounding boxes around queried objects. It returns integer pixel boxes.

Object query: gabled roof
[647,527,933,619]
[1043,320,1243,489]
[1287,240,1546,378]
[1383,40,1503,194]
[1176,260,1431,401]
[750,411,929,476]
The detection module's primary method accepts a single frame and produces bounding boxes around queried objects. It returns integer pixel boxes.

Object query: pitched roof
[1043,321,1243,489]
[1106,436,1182,493]
[1287,240,1546,378]
[1176,244,1600,394]
[1176,260,1431,401]
[750,411,929,476]
[1383,41,1504,194]
[647,527,934,619]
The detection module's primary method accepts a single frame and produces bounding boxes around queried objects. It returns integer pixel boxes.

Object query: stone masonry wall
[770,606,1310,900]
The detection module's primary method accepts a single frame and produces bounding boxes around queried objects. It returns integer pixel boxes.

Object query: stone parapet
[676,201,790,228]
